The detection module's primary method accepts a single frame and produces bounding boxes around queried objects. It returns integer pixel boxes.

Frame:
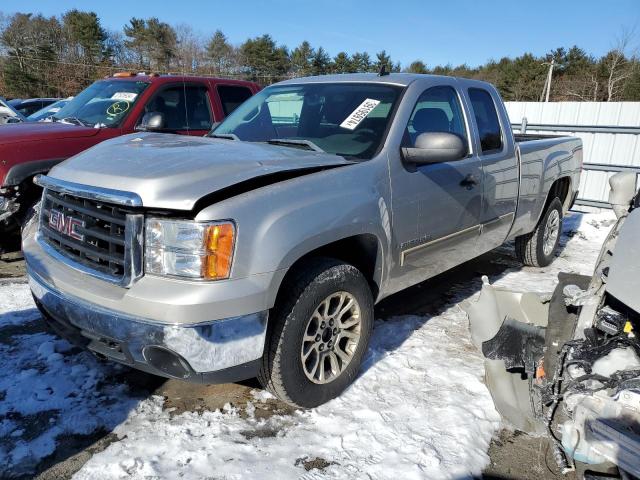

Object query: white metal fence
[505,102,640,208]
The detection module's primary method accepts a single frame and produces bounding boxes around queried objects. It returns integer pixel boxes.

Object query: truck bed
[508,134,582,240]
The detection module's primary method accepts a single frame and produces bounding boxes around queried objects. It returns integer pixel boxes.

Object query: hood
[0,121,100,144]
[49,133,354,210]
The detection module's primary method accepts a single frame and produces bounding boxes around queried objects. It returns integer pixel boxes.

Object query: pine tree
[240,34,290,82]
[291,41,314,77]
[206,30,232,75]
[311,47,330,75]
[406,60,427,74]
[331,52,353,73]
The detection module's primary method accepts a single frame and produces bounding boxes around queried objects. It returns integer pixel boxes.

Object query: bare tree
[173,23,205,73]
[603,27,638,101]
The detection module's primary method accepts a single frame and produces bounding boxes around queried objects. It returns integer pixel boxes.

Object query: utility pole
[540,58,555,102]
[545,58,555,102]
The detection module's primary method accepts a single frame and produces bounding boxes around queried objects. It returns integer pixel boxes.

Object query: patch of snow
[0,285,142,476]
[491,211,612,294]
[0,283,37,326]
[250,389,276,402]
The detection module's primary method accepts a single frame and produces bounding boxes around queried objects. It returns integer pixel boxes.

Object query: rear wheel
[515,197,563,267]
[258,258,374,408]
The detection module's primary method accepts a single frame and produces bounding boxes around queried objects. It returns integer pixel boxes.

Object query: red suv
[0,73,260,240]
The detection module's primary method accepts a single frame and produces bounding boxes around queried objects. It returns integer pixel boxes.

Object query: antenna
[378,64,389,76]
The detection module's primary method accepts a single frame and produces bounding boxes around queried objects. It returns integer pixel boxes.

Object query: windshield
[28,99,70,122]
[212,83,402,159]
[52,80,149,128]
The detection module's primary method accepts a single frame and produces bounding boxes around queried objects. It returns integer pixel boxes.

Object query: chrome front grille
[38,188,144,287]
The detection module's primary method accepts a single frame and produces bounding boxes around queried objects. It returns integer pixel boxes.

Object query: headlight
[145,219,235,280]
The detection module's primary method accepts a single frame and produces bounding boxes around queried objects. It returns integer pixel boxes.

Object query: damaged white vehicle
[466,172,640,478]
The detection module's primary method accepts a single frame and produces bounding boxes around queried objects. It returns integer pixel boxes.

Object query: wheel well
[545,177,571,212]
[278,234,380,301]
[17,176,42,213]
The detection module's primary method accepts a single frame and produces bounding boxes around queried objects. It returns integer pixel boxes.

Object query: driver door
[390,85,483,287]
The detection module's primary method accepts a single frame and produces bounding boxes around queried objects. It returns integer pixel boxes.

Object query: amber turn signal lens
[202,223,235,279]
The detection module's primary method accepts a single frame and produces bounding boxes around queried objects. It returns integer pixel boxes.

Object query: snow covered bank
[0,211,615,478]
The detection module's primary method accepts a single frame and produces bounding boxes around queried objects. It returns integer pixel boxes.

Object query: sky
[4,0,640,67]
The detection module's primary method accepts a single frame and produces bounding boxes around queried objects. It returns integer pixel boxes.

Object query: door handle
[460,174,478,189]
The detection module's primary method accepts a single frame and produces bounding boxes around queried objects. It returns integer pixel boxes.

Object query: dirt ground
[1,246,573,480]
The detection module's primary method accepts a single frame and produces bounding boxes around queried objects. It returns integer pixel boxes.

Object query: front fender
[3,158,66,187]
[195,161,391,305]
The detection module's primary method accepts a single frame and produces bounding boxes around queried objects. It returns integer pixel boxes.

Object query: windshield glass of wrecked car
[212,83,402,159]
[52,80,149,128]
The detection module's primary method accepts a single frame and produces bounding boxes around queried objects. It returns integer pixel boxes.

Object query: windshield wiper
[266,138,325,153]
[209,133,239,141]
[58,116,90,127]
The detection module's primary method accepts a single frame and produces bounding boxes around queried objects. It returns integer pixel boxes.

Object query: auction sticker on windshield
[340,98,381,130]
[112,92,138,101]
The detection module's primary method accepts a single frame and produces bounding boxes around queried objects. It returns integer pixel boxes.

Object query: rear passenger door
[139,83,214,136]
[466,87,518,254]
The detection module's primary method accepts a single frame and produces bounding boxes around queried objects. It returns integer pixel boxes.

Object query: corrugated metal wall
[505,102,640,206]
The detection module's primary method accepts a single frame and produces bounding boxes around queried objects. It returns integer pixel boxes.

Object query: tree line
[0,10,638,102]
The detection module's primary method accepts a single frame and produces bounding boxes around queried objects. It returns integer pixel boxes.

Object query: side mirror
[136,112,166,131]
[402,132,468,165]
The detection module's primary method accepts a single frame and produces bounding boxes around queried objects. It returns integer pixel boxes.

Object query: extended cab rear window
[468,88,503,154]
[218,85,253,116]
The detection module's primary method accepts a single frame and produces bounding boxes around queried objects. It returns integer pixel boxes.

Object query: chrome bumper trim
[28,266,268,373]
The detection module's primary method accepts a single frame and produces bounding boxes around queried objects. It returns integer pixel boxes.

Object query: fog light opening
[143,346,193,379]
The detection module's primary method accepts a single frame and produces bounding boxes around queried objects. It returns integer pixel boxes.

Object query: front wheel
[258,258,374,408]
[515,197,563,267]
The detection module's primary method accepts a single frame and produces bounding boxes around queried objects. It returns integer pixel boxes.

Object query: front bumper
[28,266,268,383]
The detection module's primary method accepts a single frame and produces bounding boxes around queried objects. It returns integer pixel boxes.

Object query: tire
[258,257,374,408]
[515,197,563,267]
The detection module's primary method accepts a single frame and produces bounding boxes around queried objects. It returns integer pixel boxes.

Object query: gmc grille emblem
[48,209,85,241]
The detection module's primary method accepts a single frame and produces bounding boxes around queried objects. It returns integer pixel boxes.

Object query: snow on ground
[488,212,614,294]
[0,291,143,476]
[0,211,615,479]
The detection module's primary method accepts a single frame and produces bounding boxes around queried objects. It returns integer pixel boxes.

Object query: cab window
[405,86,467,147]
[144,85,212,130]
[468,88,503,153]
[217,85,253,116]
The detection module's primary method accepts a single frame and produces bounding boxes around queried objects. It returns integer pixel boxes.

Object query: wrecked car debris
[465,172,640,478]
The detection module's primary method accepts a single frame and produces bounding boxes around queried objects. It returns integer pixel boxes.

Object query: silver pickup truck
[23,73,582,407]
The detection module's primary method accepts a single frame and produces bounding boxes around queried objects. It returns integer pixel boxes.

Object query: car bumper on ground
[28,266,268,383]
